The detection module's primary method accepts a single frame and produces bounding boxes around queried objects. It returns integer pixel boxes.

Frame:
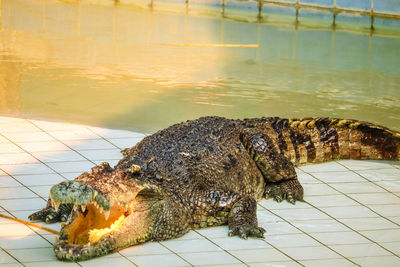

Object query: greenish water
[1,0,399,133]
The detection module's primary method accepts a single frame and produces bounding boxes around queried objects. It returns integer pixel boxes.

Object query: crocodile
[29,116,400,261]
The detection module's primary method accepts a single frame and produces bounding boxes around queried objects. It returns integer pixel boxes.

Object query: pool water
[0,0,399,133]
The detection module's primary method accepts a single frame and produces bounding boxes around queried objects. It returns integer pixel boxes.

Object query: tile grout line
[193,228,306,267]
[265,207,361,266]
[157,241,195,266]
[335,160,400,199]
[305,168,400,229]
[1,246,26,266]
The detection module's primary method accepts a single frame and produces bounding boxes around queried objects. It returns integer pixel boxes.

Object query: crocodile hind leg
[240,128,304,204]
[29,199,72,223]
[228,196,265,239]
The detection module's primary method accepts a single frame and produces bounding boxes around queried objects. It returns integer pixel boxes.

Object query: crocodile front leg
[29,199,73,223]
[228,196,265,239]
[240,128,304,204]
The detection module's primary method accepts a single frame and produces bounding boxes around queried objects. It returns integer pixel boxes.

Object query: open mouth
[61,201,130,245]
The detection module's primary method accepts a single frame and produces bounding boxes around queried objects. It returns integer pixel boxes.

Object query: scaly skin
[29,116,400,261]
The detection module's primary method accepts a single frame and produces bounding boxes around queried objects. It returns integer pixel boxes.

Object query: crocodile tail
[264,117,400,166]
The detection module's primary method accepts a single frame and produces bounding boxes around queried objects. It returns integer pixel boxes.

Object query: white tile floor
[0,116,399,267]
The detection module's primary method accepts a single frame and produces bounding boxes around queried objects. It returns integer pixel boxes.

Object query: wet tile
[265,233,320,248]
[13,173,66,186]
[280,246,340,260]
[31,151,86,163]
[291,219,350,233]
[330,243,391,258]
[368,204,400,217]
[348,192,400,205]
[230,248,291,263]
[306,194,358,208]
[272,208,331,221]
[303,183,339,196]
[63,139,117,150]
[320,205,377,219]
[89,127,146,139]
[180,251,241,265]
[25,260,80,266]
[16,141,70,153]
[78,149,122,161]
[381,241,400,256]
[0,187,37,199]
[357,168,400,181]
[311,231,370,245]
[0,197,46,211]
[212,236,271,250]
[8,247,57,262]
[107,137,144,149]
[0,143,24,153]
[0,163,55,175]
[0,234,51,249]
[3,132,55,143]
[128,253,190,267]
[47,129,101,141]
[360,229,400,243]
[260,221,302,235]
[350,256,400,267]
[339,160,397,171]
[300,258,357,267]
[375,180,400,192]
[0,176,21,187]
[0,249,18,264]
[299,161,348,172]
[79,255,135,267]
[311,171,366,183]
[161,238,221,253]
[120,242,171,256]
[0,153,39,165]
[330,182,386,194]
[338,217,399,231]
[46,161,95,173]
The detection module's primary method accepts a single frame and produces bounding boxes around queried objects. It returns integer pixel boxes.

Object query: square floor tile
[265,233,320,248]
[272,208,331,221]
[348,192,400,205]
[89,127,146,139]
[24,260,80,266]
[339,217,399,231]
[128,253,190,267]
[0,249,19,264]
[311,171,366,183]
[306,194,358,208]
[311,231,370,245]
[78,149,122,161]
[79,255,135,267]
[46,161,94,173]
[0,163,55,175]
[300,258,358,267]
[180,251,241,265]
[303,183,340,196]
[212,236,271,250]
[291,219,350,233]
[16,141,70,153]
[31,151,86,163]
[280,246,340,260]
[339,160,397,171]
[300,162,348,172]
[320,205,377,219]
[0,187,37,199]
[0,176,21,187]
[261,221,302,235]
[0,234,51,249]
[47,129,101,141]
[330,182,386,194]
[0,143,24,153]
[3,132,55,143]
[350,255,400,267]
[13,173,66,186]
[107,138,144,149]
[0,153,38,165]
[120,242,171,256]
[360,229,400,243]
[0,198,46,211]
[357,168,400,181]
[368,204,400,217]
[229,248,291,263]
[63,139,117,150]
[161,238,221,253]
[375,180,400,192]
[330,243,391,258]
[297,172,321,184]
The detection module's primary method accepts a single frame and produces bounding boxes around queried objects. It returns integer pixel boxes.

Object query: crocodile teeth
[104,210,110,220]
[80,205,86,213]
[73,205,78,212]
[99,207,103,214]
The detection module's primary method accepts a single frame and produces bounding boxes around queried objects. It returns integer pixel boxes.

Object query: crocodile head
[51,162,163,261]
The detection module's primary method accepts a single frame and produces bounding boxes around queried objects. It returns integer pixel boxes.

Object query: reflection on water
[0,0,399,133]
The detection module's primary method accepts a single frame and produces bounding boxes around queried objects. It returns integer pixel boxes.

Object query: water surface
[1,0,399,133]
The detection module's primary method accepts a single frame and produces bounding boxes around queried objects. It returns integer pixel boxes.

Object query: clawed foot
[28,199,72,224]
[265,179,304,204]
[228,224,266,239]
